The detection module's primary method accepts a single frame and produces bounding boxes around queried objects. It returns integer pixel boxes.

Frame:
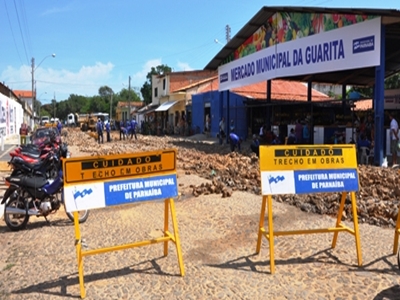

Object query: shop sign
[384,89,400,110]
[219,17,381,91]
[260,145,359,195]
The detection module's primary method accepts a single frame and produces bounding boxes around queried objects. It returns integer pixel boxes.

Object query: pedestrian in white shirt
[389,113,399,166]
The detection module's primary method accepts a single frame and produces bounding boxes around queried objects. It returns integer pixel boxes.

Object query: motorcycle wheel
[66,210,89,224]
[4,196,30,231]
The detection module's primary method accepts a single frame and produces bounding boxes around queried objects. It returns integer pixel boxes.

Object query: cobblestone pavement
[1,172,400,299]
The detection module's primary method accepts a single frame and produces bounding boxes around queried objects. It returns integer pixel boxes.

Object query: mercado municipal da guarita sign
[218,14,381,90]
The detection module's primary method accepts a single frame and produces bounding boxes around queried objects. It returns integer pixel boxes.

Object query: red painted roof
[197,78,330,101]
[117,101,144,108]
[14,90,33,98]
[161,70,218,93]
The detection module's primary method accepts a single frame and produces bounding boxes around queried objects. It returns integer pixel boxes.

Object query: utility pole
[128,76,131,121]
[53,92,56,119]
[31,58,35,119]
[110,92,113,121]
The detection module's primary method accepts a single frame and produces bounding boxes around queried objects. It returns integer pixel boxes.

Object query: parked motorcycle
[2,169,89,231]
[2,134,88,231]
[8,136,68,180]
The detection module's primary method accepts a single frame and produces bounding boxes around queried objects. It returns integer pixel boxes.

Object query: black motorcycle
[2,168,89,231]
[2,140,89,231]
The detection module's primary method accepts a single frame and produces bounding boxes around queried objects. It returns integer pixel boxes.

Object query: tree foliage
[351,73,400,98]
[98,86,114,98]
[37,64,174,121]
[140,64,172,105]
[119,88,141,102]
[43,86,143,122]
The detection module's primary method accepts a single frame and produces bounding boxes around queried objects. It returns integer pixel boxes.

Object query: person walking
[19,123,28,145]
[303,122,310,144]
[130,118,137,140]
[230,119,235,133]
[97,118,104,144]
[219,117,225,145]
[119,120,125,140]
[250,134,260,157]
[56,120,62,134]
[105,121,111,142]
[389,113,399,166]
[295,119,303,144]
[287,128,296,145]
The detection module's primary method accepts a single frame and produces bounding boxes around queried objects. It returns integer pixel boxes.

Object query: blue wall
[192,91,248,140]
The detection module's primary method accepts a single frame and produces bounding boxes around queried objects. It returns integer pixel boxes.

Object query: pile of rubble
[64,129,400,228]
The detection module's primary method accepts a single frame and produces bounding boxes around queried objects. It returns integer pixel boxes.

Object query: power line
[12,0,29,64]
[18,0,33,57]
[3,0,24,66]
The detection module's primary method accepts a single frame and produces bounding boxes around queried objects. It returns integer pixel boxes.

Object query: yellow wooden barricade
[393,170,400,257]
[257,145,362,274]
[63,149,184,298]
[393,203,400,255]
[256,192,362,274]
[73,198,184,299]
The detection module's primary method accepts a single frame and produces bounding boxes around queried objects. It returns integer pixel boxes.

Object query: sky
[1,0,400,104]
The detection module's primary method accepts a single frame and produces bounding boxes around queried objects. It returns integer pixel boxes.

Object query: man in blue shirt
[130,118,137,140]
[96,118,104,144]
[56,120,62,134]
[250,134,260,157]
[105,121,111,142]
[229,132,242,152]
[119,120,125,140]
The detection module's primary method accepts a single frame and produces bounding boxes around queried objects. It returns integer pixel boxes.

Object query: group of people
[118,119,138,141]
[96,118,111,144]
[286,120,311,145]
[218,117,242,152]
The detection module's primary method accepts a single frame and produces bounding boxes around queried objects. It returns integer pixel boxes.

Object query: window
[154,87,158,97]
[163,79,166,90]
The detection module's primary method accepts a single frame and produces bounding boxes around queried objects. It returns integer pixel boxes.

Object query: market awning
[138,104,158,115]
[155,101,178,112]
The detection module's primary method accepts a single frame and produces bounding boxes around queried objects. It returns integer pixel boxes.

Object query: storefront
[204,7,400,165]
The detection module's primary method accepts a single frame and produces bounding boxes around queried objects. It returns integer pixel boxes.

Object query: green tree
[385,73,400,89]
[350,72,400,98]
[98,86,114,98]
[140,64,172,105]
[119,88,141,102]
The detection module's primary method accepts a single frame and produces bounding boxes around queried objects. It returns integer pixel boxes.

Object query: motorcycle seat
[8,174,48,189]
[20,151,41,159]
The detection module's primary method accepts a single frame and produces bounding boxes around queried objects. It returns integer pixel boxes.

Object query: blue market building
[203,6,400,166]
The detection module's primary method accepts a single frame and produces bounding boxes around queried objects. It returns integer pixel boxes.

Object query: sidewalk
[0,135,20,171]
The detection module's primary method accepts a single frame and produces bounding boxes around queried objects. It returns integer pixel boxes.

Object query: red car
[30,127,61,146]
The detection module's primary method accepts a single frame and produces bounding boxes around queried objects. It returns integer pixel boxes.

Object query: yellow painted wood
[164,199,169,256]
[260,145,358,171]
[256,196,267,254]
[72,198,185,298]
[73,211,86,299]
[350,191,362,266]
[63,149,176,185]
[82,236,171,256]
[267,195,275,274]
[169,198,185,276]
[270,227,353,236]
[256,191,363,273]
[393,203,400,254]
[332,192,347,248]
